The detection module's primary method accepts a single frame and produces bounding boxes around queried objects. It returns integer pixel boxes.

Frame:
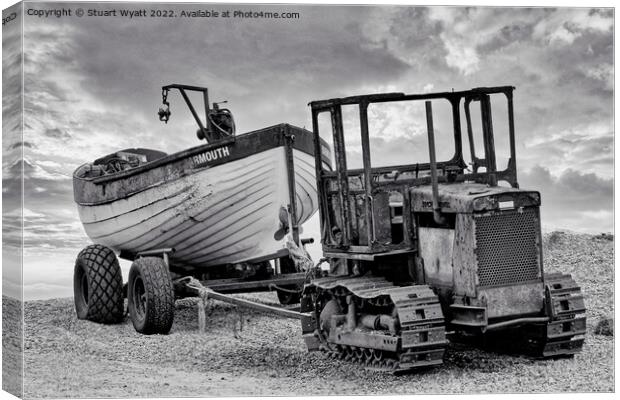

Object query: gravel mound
[23,232,613,397]
[2,296,23,397]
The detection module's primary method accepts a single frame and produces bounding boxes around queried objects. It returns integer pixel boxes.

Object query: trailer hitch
[178,276,309,321]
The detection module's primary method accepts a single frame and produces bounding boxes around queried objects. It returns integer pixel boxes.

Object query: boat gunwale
[74,146,320,207]
[73,123,329,185]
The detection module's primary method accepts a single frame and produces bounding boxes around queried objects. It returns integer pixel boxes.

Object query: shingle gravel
[22,232,613,397]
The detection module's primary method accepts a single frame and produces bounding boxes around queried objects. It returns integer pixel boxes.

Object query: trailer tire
[73,244,124,324]
[128,257,174,334]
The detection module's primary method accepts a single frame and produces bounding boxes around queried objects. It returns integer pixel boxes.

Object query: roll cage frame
[309,86,518,254]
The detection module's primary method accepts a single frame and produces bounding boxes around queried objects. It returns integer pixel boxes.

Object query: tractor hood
[410,183,540,213]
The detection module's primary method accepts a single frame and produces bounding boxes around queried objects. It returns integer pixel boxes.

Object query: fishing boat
[73,84,331,272]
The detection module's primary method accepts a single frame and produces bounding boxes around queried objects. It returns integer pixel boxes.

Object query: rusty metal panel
[401,326,445,348]
[372,191,392,245]
[397,303,444,327]
[546,317,586,339]
[478,281,544,319]
[354,194,369,246]
[449,304,487,328]
[347,175,365,191]
[452,214,477,297]
[303,334,321,351]
[410,182,540,214]
[475,208,541,287]
[418,227,454,287]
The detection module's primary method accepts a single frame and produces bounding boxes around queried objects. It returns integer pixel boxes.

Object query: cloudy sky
[2,2,613,299]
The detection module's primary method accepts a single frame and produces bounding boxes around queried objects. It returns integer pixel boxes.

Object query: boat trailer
[135,246,316,322]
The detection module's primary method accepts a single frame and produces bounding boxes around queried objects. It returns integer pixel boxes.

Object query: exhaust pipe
[425,101,446,225]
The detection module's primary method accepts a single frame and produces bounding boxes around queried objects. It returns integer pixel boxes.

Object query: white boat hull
[74,123,331,269]
[77,147,318,268]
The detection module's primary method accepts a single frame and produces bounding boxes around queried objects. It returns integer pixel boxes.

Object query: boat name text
[192,146,231,167]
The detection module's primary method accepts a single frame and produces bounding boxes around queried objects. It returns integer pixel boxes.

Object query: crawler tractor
[300,86,586,372]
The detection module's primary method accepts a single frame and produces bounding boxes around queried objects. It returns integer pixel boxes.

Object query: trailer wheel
[73,244,124,323]
[128,257,174,334]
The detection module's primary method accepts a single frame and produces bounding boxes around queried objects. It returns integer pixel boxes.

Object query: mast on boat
[157,84,236,143]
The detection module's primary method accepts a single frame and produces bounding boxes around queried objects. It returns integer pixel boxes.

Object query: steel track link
[459,273,586,358]
[537,273,586,357]
[301,275,448,373]
[493,273,587,358]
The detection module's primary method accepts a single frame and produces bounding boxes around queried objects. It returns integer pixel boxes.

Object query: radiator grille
[475,208,541,287]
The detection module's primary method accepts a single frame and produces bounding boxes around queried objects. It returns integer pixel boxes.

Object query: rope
[304,258,326,284]
[185,277,244,335]
[208,111,236,137]
[286,236,314,272]
[185,277,210,333]
[268,284,299,293]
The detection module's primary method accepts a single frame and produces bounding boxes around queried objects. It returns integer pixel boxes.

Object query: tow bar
[178,276,307,320]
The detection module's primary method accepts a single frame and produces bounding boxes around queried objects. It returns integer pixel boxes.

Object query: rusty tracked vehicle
[299,86,586,372]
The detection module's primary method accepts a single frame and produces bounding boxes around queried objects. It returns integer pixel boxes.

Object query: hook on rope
[158,88,171,123]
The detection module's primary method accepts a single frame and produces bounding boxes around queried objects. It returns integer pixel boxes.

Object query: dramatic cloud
[2,6,23,299]
[520,166,613,233]
[424,8,613,76]
[6,4,613,299]
[522,124,613,179]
